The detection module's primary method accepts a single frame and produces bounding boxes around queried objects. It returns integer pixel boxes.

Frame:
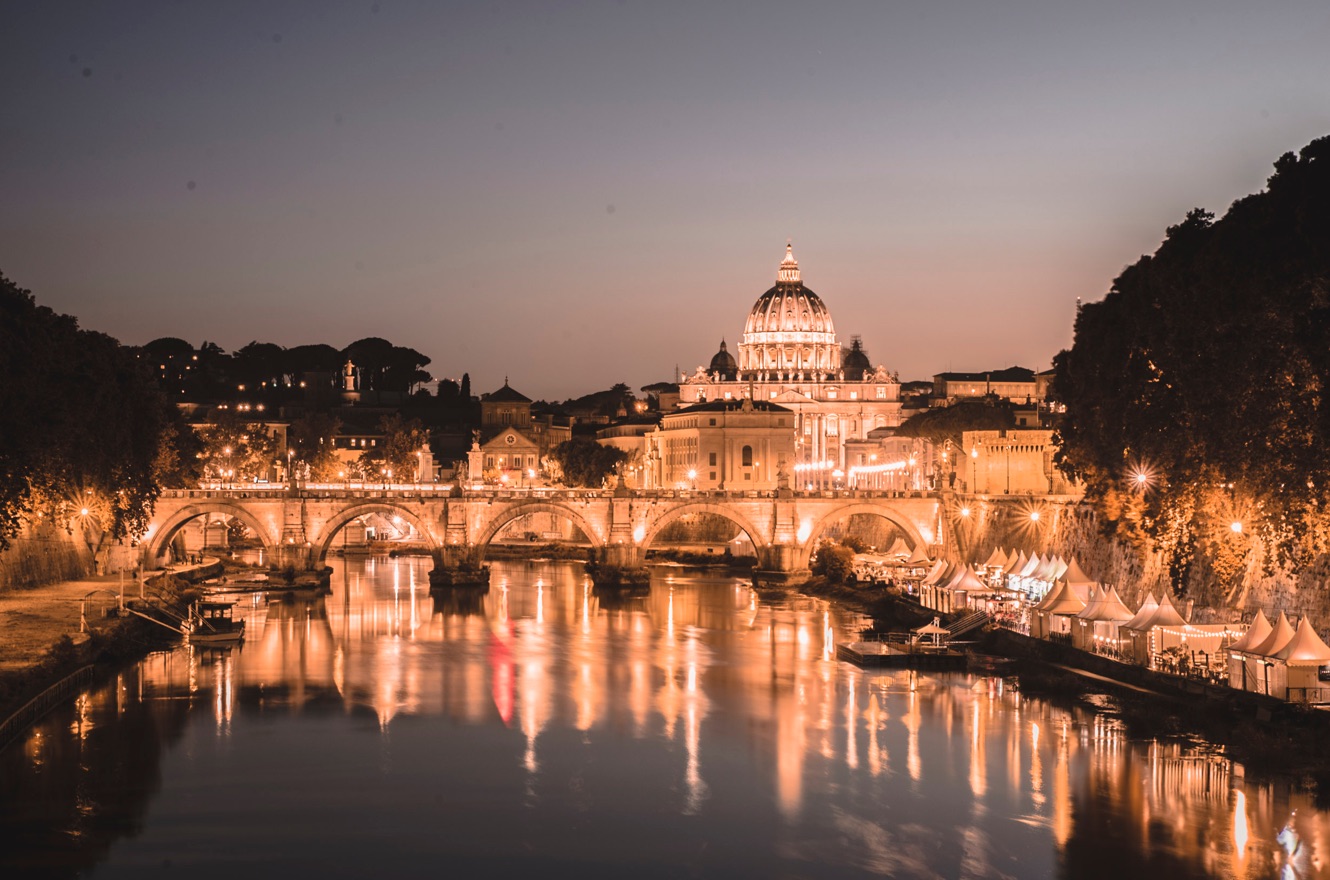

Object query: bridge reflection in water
[2,557,1325,879]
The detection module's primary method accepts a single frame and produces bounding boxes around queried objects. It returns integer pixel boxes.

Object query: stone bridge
[144,485,948,585]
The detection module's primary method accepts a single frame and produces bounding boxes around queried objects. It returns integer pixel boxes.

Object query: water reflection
[0,557,1325,878]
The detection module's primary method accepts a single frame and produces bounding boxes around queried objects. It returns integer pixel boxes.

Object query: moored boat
[186,600,246,644]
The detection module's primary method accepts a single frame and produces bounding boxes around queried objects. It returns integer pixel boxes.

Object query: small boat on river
[186,600,246,644]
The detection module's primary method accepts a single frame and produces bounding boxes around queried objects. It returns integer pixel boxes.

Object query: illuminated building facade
[643,398,796,490]
[678,244,903,485]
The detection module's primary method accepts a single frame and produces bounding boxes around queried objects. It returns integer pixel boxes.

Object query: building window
[709,418,717,426]
[742,445,753,467]
[827,388,838,399]
[709,471,717,481]
[485,456,494,468]
[850,390,858,400]
[876,387,886,399]
[709,452,717,466]
[744,472,751,480]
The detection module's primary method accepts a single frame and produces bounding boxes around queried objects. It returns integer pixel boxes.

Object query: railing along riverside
[0,665,96,751]
[162,486,945,501]
[947,611,990,639]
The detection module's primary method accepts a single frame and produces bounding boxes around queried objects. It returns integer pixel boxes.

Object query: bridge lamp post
[970,445,979,494]
[687,468,697,491]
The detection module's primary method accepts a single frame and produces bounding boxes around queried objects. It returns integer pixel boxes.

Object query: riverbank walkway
[0,560,215,674]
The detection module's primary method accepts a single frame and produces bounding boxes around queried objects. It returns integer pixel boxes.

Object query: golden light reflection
[1234,788,1249,861]
[84,555,1326,876]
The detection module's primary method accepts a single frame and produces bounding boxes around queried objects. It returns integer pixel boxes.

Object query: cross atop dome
[777,241,800,285]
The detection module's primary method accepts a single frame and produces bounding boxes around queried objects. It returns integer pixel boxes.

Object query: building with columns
[678,244,903,487]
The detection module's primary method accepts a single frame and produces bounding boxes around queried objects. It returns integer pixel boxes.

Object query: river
[0,557,1324,878]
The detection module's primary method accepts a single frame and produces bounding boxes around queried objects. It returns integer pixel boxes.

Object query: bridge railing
[161,485,946,502]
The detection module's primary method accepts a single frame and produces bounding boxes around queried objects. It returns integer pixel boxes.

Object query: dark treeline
[138,335,434,400]
[0,274,178,550]
[1054,135,1330,596]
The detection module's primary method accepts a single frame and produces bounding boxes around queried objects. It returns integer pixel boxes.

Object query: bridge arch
[473,500,605,561]
[311,502,440,566]
[639,501,770,554]
[147,501,278,563]
[796,501,927,570]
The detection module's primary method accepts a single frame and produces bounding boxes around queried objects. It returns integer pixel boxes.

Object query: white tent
[1062,558,1096,589]
[1019,553,1043,578]
[1120,592,1188,664]
[1122,592,1160,631]
[1227,609,1271,693]
[1072,585,1134,652]
[1038,580,1087,639]
[1004,551,1026,575]
[1248,612,1296,658]
[915,618,951,647]
[982,547,1009,569]
[1265,618,1330,702]
[905,543,931,567]
[920,559,950,586]
[1243,612,1297,696]
[885,537,911,558]
[936,565,989,613]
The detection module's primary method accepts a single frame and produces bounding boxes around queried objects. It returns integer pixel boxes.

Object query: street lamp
[687,468,698,490]
[970,445,978,493]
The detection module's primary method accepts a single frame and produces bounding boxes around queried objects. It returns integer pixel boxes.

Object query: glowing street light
[687,468,697,490]
[1230,520,1243,534]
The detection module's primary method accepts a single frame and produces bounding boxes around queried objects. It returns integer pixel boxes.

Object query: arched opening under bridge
[473,501,604,563]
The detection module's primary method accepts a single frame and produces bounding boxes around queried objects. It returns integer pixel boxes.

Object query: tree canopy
[547,438,627,488]
[0,273,172,548]
[1054,136,1330,587]
[895,398,1015,447]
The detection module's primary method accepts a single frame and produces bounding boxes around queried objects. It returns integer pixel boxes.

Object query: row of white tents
[1226,610,1330,701]
[910,544,1330,705]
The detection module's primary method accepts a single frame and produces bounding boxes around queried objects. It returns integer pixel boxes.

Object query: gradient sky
[3,2,1328,399]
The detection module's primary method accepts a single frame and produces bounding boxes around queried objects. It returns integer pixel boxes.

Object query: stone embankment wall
[949,498,1175,613]
[949,496,1330,623]
[0,522,139,594]
[0,523,93,593]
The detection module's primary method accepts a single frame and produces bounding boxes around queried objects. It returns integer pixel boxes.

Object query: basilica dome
[738,243,840,375]
[708,339,738,379]
[843,337,871,380]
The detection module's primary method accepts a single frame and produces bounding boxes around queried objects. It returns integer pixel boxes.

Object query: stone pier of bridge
[142,485,949,588]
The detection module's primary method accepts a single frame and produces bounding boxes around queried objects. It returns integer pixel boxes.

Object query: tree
[811,540,855,583]
[343,337,432,393]
[0,273,172,549]
[548,438,627,488]
[895,397,1015,448]
[360,414,428,481]
[196,410,280,483]
[1053,136,1330,590]
[289,413,343,482]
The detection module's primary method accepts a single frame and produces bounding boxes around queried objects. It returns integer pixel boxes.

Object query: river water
[1,557,1325,879]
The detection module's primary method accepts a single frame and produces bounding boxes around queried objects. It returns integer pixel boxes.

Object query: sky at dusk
[3,1,1328,399]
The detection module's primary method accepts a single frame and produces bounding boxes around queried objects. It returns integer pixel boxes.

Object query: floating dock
[836,642,967,670]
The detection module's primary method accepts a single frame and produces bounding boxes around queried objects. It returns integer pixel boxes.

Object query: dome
[843,337,870,380]
[738,243,840,376]
[708,339,738,379]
